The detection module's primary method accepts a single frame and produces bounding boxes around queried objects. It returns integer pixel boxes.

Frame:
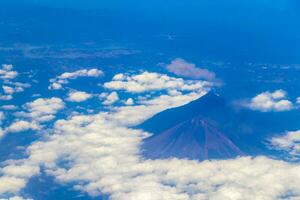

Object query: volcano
[139,92,273,160]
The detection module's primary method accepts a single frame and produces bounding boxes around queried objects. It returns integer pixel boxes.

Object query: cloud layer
[1,70,300,200]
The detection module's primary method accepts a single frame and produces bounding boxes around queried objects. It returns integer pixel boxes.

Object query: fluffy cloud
[2,86,15,94]
[104,71,211,93]
[245,90,293,112]
[1,97,65,139]
[5,120,40,133]
[107,92,206,126]
[0,94,13,101]
[124,98,134,105]
[102,71,210,126]
[269,130,300,161]
[102,92,119,105]
[0,64,18,80]
[0,105,18,110]
[165,58,215,80]
[66,91,92,102]
[0,112,4,123]
[49,68,103,90]
[0,64,31,101]
[297,97,300,104]
[17,97,65,122]
[0,176,26,194]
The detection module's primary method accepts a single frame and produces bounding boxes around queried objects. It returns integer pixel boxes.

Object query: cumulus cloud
[269,130,300,161]
[124,98,134,105]
[165,58,216,80]
[0,64,18,80]
[245,90,293,112]
[16,97,65,122]
[104,71,211,93]
[2,86,15,94]
[102,92,119,105]
[108,92,206,126]
[0,94,13,101]
[102,71,210,126]
[49,68,103,90]
[1,97,65,139]
[0,64,31,101]
[0,105,18,110]
[66,91,92,102]
[0,176,26,194]
[5,120,40,133]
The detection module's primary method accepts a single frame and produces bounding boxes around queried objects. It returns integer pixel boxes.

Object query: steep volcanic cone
[139,92,253,160]
[142,116,244,160]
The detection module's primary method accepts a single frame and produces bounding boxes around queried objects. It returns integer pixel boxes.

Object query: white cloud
[49,68,103,90]
[58,68,102,79]
[0,65,31,102]
[124,98,134,105]
[165,58,215,80]
[245,90,293,112]
[107,92,206,126]
[270,130,300,161]
[0,94,13,101]
[104,71,211,93]
[297,97,300,104]
[0,196,33,200]
[5,120,40,133]
[1,105,18,110]
[66,91,92,102]
[0,176,26,194]
[102,92,119,105]
[0,112,4,123]
[49,82,62,90]
[17,97,65,123]
[25,97,65,122]
[2,86,15,94]
[0,64,18,80]
[0,128,4,138]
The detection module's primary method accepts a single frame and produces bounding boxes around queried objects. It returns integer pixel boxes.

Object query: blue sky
[1,1,300,200]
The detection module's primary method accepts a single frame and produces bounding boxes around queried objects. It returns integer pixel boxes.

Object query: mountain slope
[139,92,265,160]
[142,116,245,160]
